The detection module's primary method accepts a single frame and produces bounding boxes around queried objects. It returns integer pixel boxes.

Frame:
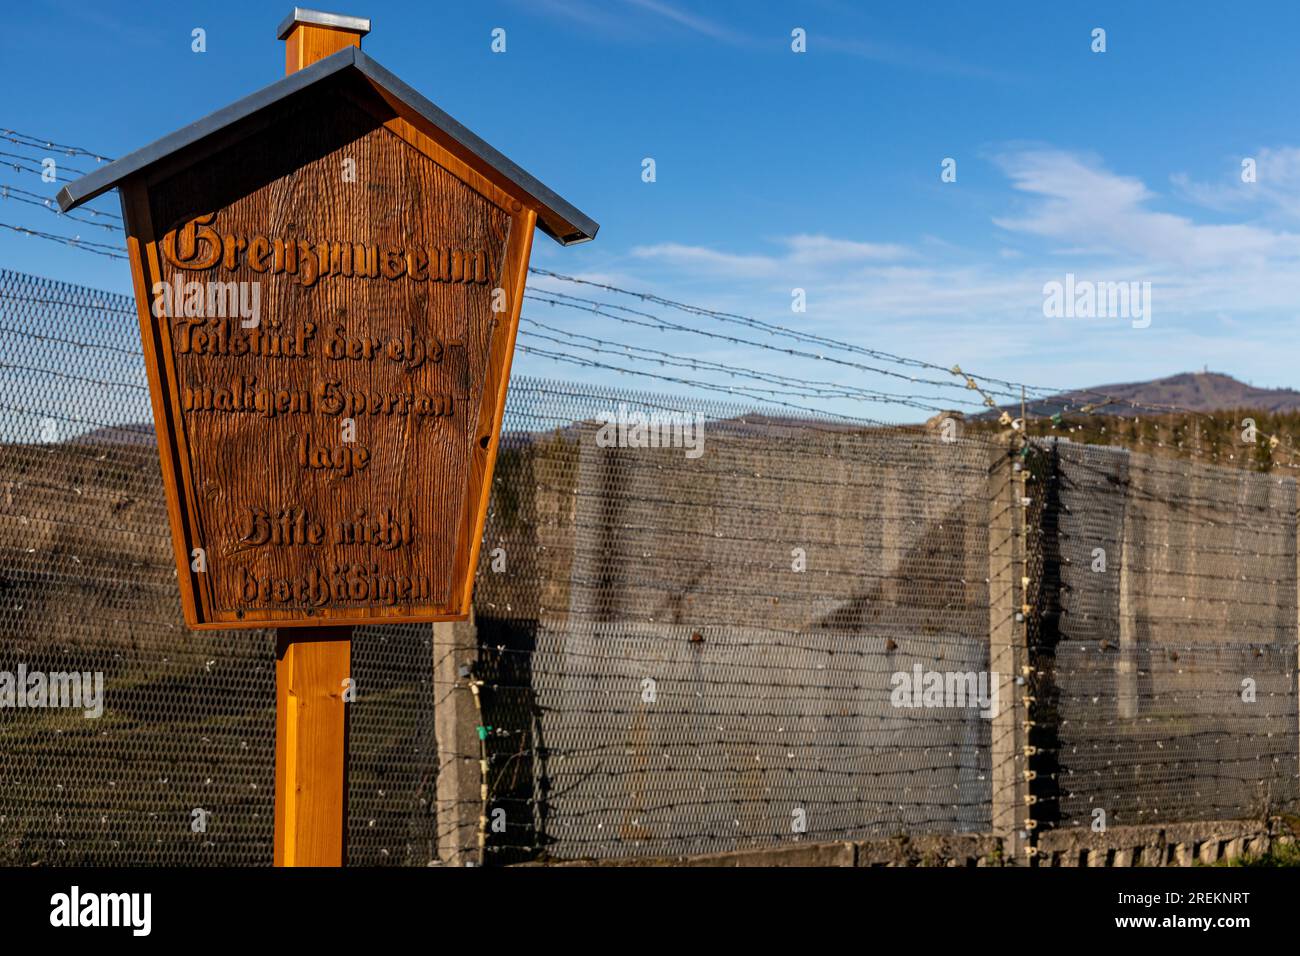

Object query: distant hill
[52,372,1300,447]
[1000,371,1300,418]
[71,423,156,446]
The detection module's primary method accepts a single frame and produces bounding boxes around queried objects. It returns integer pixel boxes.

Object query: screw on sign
[58,7,597,866]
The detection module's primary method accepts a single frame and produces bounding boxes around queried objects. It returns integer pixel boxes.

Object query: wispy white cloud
[522,147,1300,413]
[520,0,668,39]
[525,0,750,44]
[992,149,1300,267]
[815,35,1015,81]
[630,234,908,278]
[591,147,1300,359]
[623,0,747,44]
[1173,146,1300,220]
[523,0,1003,77]
[784,234,909,263]
[629,242,779,278]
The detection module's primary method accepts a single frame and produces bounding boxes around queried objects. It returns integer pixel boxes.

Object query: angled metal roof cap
[277,7,371,40]
[57,46,598,245]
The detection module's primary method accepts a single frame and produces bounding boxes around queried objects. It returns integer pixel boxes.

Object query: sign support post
[273,626,352,866]
[267,9,370,869]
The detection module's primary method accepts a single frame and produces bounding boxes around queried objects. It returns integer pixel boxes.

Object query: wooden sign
[58,21,597,631]
[58,8,595,865]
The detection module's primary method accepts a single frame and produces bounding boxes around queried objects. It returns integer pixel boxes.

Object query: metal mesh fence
[472,386,1001,861]
[1046,439,1298,830]
[2,266,1298,866]
[0,269,436,865]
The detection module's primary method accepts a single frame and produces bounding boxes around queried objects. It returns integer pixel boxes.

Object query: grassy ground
[1207,840,1300,867]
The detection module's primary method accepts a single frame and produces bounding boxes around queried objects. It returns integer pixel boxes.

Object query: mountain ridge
[996,371,1300,418]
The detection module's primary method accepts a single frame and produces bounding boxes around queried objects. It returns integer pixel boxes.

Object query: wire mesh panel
[347,623,438,866]
[475,382,999,861]
[4,265,1300,866]
[0,269,437,865]
[1050,438,1300,829]
[0,270,274,864]
[520,622,991,860]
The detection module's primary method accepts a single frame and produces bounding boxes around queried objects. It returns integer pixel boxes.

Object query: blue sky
[6,0,1300,420]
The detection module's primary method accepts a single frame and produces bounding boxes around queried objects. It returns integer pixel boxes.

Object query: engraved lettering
[296,431,371,478]
[161,213,222,270]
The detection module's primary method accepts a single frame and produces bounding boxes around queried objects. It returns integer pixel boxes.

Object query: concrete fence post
[434,611,482,865]
[989,441,1029,862]
[1116,452,1139,720]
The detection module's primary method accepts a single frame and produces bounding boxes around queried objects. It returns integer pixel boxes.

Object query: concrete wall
[475,409,1006,860]
[534,819,1286,867]
[473,408,1300,863]
[1051,440,1299,830]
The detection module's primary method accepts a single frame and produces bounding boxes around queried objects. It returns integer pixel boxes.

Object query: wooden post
[278,7,370,75]
[270,10,368,869]
[274,627,352,866]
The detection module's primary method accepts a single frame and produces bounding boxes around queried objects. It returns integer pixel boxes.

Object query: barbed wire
[514,342,911,426]
[527,267,1055,399]
[1,128,113,163]
[0,220,126,259]
[526,276,1300,468]
[2,126,1297,458]
[0,150,89,183]
[0,183,122,230]
[524,288,1020,405]
[518,319,974,414]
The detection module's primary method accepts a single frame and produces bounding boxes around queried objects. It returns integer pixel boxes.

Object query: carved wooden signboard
[59,6,597,868]
[59,39,597,631]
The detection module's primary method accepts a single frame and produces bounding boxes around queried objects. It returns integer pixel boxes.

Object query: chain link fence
[2,267,1297,865]
[472,385,1001,861]
[1046,441,1298,831]
[0,269,435,865]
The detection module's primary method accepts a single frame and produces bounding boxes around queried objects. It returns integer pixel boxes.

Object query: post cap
[277,7,371,40]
